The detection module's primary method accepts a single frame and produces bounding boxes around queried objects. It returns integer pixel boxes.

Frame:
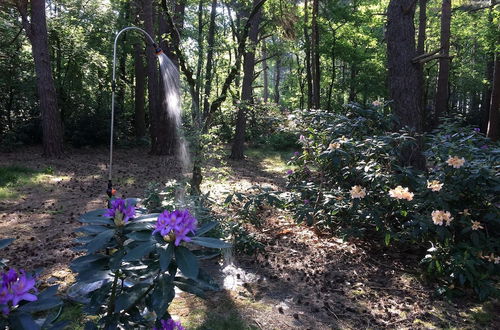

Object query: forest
[0,0,499,329]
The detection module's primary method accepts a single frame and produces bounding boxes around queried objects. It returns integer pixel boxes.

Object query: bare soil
[0,147,498,329]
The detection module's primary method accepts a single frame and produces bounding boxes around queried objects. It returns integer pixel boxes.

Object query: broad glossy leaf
[126,231,154,242]
[191,237,232,249]
[114,283,150,312]
[18,297,62,313]
[174,246,199,279]
[173,278,205,298]
[9,313,41,330]
[194,222,217,237]
[76,225,110,234]
[85,229,115,253]
[159,244,174,271]
[123,242,155,261]
[79,209,112,225]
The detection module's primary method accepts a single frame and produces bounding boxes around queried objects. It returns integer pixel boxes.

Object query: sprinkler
[107,27,163,199]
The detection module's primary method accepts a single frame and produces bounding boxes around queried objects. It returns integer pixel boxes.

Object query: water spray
[108,26,162,199]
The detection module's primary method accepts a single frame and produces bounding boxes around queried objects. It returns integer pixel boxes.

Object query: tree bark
[262,40,269,102]
[434,0,451,123]
[311,0,320,109]
[230,0,262,160]
[481,1,496,133]
[202,0,218,119]
[142,0,161,154]
[18,0,64,157]
[487,51,500,141]
[417,0,427,128]
[274,54,281,104]
[386,0,425,168]
[134,43,146,139]
[304,0,313,110]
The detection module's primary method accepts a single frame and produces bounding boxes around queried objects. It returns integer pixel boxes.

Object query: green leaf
[18,296,62,313]
[151,275,174,318]
[79,209,112,225]
[384,232,391,246]
[173,278,205,298]
[191,237,232,249]
[123,242,155,261]
[126,231,154,242]
[85,229,115,253]
[195,222,217,237]
[174,246,199,279]
[9,313,41,330]
[159,244,174,271]
[109,249,126,270]
[114,283,150,312]
[0,238,14,249]
[76,225,110,234]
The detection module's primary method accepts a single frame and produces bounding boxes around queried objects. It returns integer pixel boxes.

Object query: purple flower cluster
[154,319,184,330]
[0,269,37,314]
[104,198,135,225]
[152,210,197,246]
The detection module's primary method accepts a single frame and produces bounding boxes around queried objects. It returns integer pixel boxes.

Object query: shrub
[283,106,499,299]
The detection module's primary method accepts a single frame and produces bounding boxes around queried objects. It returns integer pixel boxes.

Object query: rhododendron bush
[71,197,230,328]
[284,106,499,299]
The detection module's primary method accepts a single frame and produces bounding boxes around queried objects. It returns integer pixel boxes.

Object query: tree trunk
[348,62,357,102]
[202,0,218,119]
[274,55,281,104]
[387,0,425,168]
[311,0,320,109]
[481,1,496,133]
[230,0,262,160]
[134,43,147,139]
[417,0,427,128]
[434,0,451,123]
[19,0,64,157]
[262,40,269,102]
[487,51,500,141]
[304,0,312,110]
[327,31,336,111]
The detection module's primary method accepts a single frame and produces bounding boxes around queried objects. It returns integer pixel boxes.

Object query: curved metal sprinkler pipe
[108,26,162,198]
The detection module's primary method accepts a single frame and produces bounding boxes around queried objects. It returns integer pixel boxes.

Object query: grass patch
[0,165,60,200]
[245,147,294,174]
[57,302,85,330]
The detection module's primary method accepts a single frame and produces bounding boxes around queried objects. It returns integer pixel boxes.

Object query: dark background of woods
[0,0,499,165]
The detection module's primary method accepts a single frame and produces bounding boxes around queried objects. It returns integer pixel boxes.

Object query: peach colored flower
[427,180,443,192]
[481,253,500,264]
[372,100,383,107]
[328,142,341,150]
[471,221,483,231]
[431,210,454,226]
[350,185,366,199]
[446,156,465,168]
[388,186,414,201]
[459,209,471,216]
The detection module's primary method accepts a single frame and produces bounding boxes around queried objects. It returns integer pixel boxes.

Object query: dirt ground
[0,147,498,329]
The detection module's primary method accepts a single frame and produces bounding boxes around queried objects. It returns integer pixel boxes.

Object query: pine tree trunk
[304,0,313,110]
[434,0,451,123]
[387,0,425,168]
[202,0,218,118]
[487,52,500,141]
[262,40,269,102]
[134,43,147,139]
[417,0,427,128]
[230,0,262,160]
[274,55,281,104]
[142,0,161,154]
[20,0,64,157]
[311,0,320,109]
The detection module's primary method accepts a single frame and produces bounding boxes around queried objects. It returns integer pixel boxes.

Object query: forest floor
[0,147,499,329]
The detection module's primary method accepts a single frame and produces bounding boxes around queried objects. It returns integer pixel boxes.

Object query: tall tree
[202,0,218,119]
[417,0,427,125]
[274,55,281,104]
[387,0,422,131]
[386,0,425,168]
[311,0,320,109]
[17,0,64,157]
[304,0,313,109]
[486,41,500,141]
[134,43,146,139]
[434,0,451,122]
[230,0,262,159]
[262,40,269,102]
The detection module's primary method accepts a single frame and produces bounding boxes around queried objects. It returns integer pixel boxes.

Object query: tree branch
[411,48,441,63]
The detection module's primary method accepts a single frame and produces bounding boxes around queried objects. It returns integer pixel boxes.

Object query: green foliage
[72,195,229,328]
[256,106,499,299]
